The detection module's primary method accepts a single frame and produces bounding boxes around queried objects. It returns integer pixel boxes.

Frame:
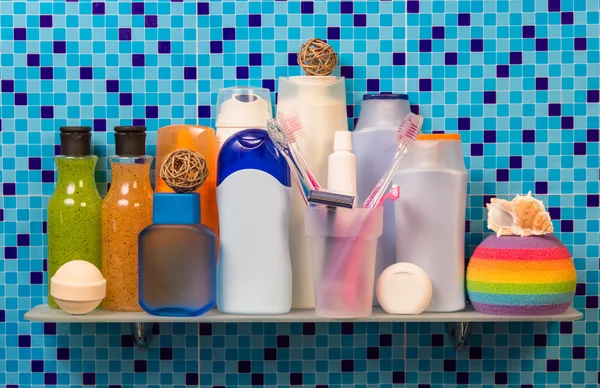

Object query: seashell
[486,192,554,237]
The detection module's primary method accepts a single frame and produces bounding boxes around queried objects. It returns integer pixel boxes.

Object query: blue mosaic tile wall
[0,0,599,386]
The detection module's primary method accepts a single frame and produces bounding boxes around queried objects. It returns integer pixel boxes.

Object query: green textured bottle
[47,126,102,309]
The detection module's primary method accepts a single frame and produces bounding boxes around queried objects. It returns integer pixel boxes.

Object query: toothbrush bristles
[266,119,286,149]
[272,111,323,191]
[397,113,423,147]
[277,111,304,142]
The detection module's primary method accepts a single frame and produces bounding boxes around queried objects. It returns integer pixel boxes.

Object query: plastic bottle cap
[218,129,291,187]
[333,131,352,152]
[354,94,412,133]
[153,193,201,225]
[60,126,92,157]
[417,134,461,141]
[362,93,409,101]
[114,126,147,157]
[216,87,272,128]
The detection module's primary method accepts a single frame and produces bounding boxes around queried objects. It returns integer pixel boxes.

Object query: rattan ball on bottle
[297,38,338,76]
[160,149,209,193]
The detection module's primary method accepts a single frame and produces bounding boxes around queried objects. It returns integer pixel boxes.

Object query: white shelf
[25,304,583,323]
[26,304,582,350]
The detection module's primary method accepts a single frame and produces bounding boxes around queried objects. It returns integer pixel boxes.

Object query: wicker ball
[297,38,338,76]
[160,149,208,193]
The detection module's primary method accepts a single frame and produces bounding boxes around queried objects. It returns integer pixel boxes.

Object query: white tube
[327,131,357,196]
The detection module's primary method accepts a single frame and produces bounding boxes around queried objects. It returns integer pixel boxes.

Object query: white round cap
[333,131,352,152]
[376,263,432,315]
[51,260,106,314]
[216,87,272,129]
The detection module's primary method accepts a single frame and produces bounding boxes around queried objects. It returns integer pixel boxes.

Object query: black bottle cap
[114,126,146,157]
[59,126,92,156]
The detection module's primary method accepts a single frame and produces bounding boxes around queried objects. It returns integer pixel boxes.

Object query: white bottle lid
[333,131,352,152]
[216,87,272,129]
[278,76,347,104]
[396,134,466,172]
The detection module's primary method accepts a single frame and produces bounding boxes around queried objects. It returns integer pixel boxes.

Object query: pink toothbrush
[275,111,322,190]
[337,185,400,311]
[273,111,357,209]
[376,185,400,207]
[337,114,423,310]
[362,113,423,208]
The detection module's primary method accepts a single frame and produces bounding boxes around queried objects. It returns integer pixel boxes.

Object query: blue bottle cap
[217,129,291,187]
[152,193,200,224]
[363,93,409,101]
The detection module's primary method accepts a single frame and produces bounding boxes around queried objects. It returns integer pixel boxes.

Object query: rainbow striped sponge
[467,234,576,316]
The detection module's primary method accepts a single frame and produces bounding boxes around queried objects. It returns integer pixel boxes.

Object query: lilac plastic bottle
[353,94,411,306]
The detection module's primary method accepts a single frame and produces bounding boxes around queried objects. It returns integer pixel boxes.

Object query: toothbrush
[275,111,322,190]
[267,119,313,205]
[324,114,423,308]
[270,112,356,209]
[376,185,400,207]
[361,113,423,208]
[336,185,400,310]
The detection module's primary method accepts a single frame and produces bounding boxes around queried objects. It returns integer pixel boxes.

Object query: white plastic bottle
[276,76,348,309]
[327,131,356,196]
[352,94,411,306]
[216,129,292,314]
[393,134,467,312]
[215,87,272,150]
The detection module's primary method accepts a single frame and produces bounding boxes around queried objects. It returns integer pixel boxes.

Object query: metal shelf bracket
[130,322,155,351]
[446,321,470,350]
[131,321,471,351]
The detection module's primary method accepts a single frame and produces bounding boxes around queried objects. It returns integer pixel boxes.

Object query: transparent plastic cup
[304,207,383,318]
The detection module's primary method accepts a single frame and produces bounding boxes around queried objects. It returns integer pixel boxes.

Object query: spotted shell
[486,192,554,237]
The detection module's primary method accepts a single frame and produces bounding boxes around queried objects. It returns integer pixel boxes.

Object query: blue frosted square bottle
[138,193,216,316]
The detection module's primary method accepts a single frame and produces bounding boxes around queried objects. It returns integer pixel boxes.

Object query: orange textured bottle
[102,126,153,312]
[155,125,219,243]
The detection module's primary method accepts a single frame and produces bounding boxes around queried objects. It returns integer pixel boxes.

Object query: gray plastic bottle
[393,135,467,312]
[353,94,411,306]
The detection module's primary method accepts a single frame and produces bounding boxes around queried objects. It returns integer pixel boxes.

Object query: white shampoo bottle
[216,129,292,315]
[276,76,348,309]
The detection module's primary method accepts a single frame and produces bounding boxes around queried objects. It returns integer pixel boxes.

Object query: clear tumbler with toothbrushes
[304,206,383,318]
